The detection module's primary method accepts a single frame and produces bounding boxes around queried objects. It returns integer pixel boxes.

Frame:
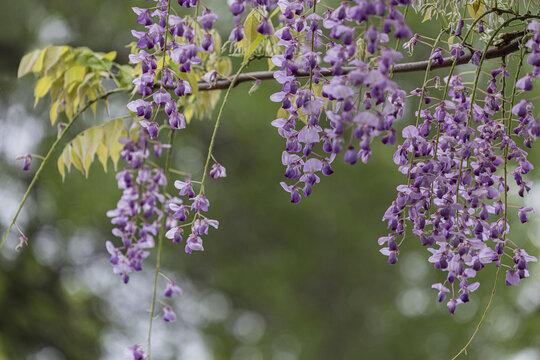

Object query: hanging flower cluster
[12,0,540,358]
[108,0,226,277]
[107,1,231,354]
[108,0,540,328]
[261,0,411,203]
[165,178,219,254]
[77,0,540,345]
[378,21,540,313]
[106,128,180,284]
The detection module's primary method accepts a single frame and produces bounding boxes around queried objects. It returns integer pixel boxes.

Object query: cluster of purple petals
[263,0,411,203]
[380,24,540,313]
[129,0,222,140]
[113,0,225,281]
[106,129,178,284]
[164,178,219,254]
[16,153,32,171]
[127,345,146,360]
[111,4,228,353]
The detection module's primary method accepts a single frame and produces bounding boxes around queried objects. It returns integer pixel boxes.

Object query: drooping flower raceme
[261,0,411,203]
[105,8,540,357]
[378,20,540,313]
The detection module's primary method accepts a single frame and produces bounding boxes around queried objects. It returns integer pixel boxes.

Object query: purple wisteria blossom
[127,345,146,360]
[210,163,227,178]
[164,281,183,297]
[106,129,182,284]
[378,21,540,312]
[271,0,409,202]
[164,180,219,254]
[163,306,177,322]
[16,153,32,171]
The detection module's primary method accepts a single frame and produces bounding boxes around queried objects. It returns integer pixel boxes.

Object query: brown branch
[187,37,523,92]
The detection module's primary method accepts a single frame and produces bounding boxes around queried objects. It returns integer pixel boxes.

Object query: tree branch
[190,37,523,92]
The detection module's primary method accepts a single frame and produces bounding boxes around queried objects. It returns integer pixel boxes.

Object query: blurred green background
[1,1,540,359]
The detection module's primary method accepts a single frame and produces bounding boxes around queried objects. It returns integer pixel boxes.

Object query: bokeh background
[1,1,540,359]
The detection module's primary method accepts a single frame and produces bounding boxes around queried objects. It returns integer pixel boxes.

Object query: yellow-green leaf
[50,100,59,125]
[72,135,85,165]
[103,51,117,61]
[267,58,275,71]
[87,87,98,116]
[103,118,125,150]
[184,104,196,124]
[217,58,232,77]
[109,136,125,171]
[18,50,41,78]
[244,34,264,62]
[242,10,261,50]
[43,46,68,74]
[31,50,47,73]
[49,77,64,101]
[57,154,65,180]
[468,2,485,18]
[269,6,280,19]
[65,65,86,86]
[34,76,54,107]
[63,144,72,171]
[82,127,104,176]
[422,7,432,23]
[70,146,84,174]
[96,142,109,172]
[82,127,103,157]
[276,107,288,120]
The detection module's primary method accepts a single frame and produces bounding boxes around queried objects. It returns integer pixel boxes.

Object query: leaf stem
[308,0,317,92]
[147,0,173,357]
[199,60,250,193]
[146,126,175,359]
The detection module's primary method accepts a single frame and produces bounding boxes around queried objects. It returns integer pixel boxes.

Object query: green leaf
[269,6,280,19]
[116,65,134,88]
[267,58,275,71]
[241,10,261,50]
[18,50,41,78]
[244,34,264,62]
